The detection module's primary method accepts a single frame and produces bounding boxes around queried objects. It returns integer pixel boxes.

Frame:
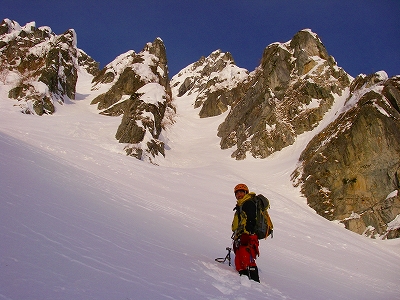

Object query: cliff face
[292,73,400,239]
[217,29,350,160]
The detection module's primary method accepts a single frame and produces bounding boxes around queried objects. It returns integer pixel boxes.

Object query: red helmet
[234,183,249,194]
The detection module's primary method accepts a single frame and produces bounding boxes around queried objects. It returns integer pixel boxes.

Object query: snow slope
[1,69,399,300]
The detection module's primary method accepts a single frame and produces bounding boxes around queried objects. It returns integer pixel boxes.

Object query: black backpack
[253,194,273,239]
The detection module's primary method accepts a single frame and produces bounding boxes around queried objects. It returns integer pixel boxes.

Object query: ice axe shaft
[215,247,232,266]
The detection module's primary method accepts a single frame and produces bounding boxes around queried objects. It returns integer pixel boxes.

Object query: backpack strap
[232,205,244,240]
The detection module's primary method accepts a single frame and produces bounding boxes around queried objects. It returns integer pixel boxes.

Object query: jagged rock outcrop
[171,50,249,117]
[217,29,351,160]
[0,19,173,162]
[90,38,175,162]
[292,72,400,239]
[0,19,96,115]
[78,50,100,77]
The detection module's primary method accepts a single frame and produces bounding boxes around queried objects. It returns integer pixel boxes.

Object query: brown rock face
[292,73,400,239]
[217,29,350,160]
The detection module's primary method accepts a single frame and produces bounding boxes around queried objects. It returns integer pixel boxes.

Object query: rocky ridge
[172,29,399,238]
[0,19,173,162]
[173,30,351,160]
[1,19,399,238]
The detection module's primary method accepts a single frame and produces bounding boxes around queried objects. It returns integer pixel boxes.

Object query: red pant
[233,234,259,272]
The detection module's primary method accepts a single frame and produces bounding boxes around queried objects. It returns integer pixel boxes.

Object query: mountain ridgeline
[1,19,399,239]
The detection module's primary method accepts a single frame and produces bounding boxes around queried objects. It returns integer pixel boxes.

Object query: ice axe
[215,247,232,266]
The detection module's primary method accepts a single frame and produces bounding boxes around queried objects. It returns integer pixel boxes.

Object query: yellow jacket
[231,192,256,239]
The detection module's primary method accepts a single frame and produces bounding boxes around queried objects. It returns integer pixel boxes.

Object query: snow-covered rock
[90,37,174,162]
[0,19,90,115]
[171,49,249,118]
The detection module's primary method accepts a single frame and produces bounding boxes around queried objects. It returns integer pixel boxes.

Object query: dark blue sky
[2,0,399,77]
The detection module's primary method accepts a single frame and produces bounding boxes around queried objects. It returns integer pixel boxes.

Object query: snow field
[0,69,399,299]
